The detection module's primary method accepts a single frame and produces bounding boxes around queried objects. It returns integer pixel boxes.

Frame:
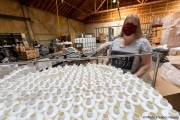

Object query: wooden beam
[94,0,96,12]
[85,8,94,13]
[63,1,87,14]
[90,0,168,15]
[96,0,106,12]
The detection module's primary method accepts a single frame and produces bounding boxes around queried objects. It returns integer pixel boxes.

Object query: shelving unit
[0,33,24,47]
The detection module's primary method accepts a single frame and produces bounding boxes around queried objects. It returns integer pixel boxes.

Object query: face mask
[122,22,137,36]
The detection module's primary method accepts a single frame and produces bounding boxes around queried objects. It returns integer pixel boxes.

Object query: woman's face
[124,17,137,26]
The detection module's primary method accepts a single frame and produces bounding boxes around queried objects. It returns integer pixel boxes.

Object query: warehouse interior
[0,0,180,119]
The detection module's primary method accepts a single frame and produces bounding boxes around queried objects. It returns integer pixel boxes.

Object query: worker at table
[103,14,152,77]
[33,40,45,56]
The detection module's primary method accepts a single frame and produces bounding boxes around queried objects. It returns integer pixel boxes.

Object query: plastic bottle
[62,92,73,101]
[28,113,43,120]
[9,104,26,116]
[95,101,108,114]
[138,92,153,102]
[93,93,104,102]
[59,100,72,112]
[27,98,41,109]
[49,96,62,106]
[140,101,158,115]
[127,112,142,120]
[35,101,49,114]
[17,108,34,119]
[127,95,141,113]
[83,108,98,120]
[70,105,84,118]
[97,113,113,120]
[154,98,173,116]
[115,92,126,104]
[104,95,117,106]
[148,90,162,100]
[71,95,83,105]
[43,106,58,119]
[83,98,95,109]
[54,112,70,120]
[83,90,93,99]
[109,105,124,119]
[161,109,180,120]
[120,101,135,119]
[104,88,115,96]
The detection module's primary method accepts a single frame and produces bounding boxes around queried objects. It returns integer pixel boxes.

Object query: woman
[103,14,152,77]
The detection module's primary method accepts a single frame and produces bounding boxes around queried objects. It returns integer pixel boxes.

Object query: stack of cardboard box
[151,27,162,45]
[161,12,180,48]
[14,41,39,60]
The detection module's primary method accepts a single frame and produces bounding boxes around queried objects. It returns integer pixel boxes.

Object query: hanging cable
[56,0,62,51]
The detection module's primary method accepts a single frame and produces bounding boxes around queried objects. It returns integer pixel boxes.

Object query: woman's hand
[134,55,151,78]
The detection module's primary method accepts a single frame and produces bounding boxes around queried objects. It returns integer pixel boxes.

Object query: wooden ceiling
[14,0,163,23]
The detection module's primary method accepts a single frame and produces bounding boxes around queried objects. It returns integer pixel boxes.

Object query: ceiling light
[113,0,116,3]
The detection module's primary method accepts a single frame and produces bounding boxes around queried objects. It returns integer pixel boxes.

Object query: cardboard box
[163,12,180,29]
[169,47,180,55]
[167,36,180,48]
[23,41,29,48]
[153,37,161,43]
[149,68,180,111]
[19,46,25,52]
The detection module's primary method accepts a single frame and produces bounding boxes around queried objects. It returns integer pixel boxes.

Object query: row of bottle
[0,100,179,120]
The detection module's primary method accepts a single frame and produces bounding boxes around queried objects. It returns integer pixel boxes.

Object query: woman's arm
[134,55,151,78]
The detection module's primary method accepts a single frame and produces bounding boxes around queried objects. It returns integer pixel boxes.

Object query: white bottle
[70,105,84,118]
[109,105,124,119]
[43,106,58,119]
[93,93,104,102]
[134,84,145,94]
[1,116,16,120]
[124,87,135,96]
[94,86,104,94]
[97,113,113,120]
[127,95,141,113]
[54,112,70,120]
[74,88,83,96]
[94,101,108,114]
[28,113,43,120]
[35,101,49,114]
[17,108,34,120]
[42,93,52,103]
[148,90,162,100]
[138,92,153,102]
[113,85,123,93]
[83,108,98,120]
[154,98,172,116]
[120,101,135,119]
[140,101,158,115]
[56,89,65,97]
[83,98,95,109]
[48,87,57,94]
[71,95,83,105]
[161,109,180,120]
[127,112,142,120]
[49,96,62,106]
[59,100,72,112]
[142,112,157,120]
[66,86,75,93]
[3,100,19,114]
[104,88,115,96]
[83,90,93,99]
[36,90,44,99]
[115,92,126,103]
[62,92,74,101]
[142,83,153,92]
[104,95,117,106]
[9,104,26,116]
[27,98,41,109]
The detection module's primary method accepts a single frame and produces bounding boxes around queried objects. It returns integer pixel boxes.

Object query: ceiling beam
[63,1,87,15]
[96,0,106,12]
[90,0,168,15]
